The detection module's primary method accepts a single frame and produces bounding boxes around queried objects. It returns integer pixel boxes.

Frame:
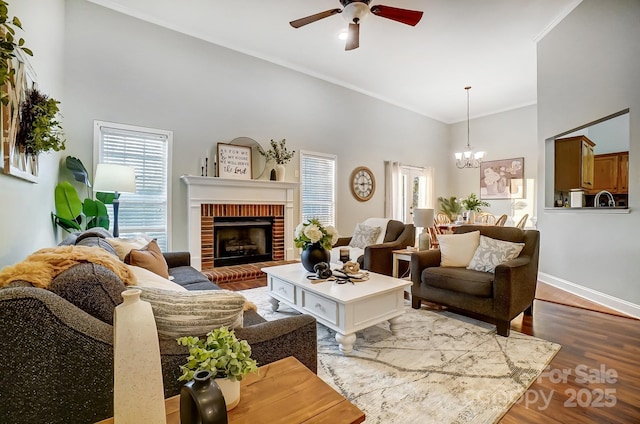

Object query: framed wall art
[217,143,252,180]
[480,157,524,200]
[1,49,38,183]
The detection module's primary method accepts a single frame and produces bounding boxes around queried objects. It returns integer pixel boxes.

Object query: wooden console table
[97,356,365,424]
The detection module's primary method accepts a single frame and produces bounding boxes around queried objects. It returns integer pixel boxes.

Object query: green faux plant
[437,196,463,220]
[16,88,65,155]
[177,327,258,382]
[461,193,490,212]
[0,0,33,105]
[52,157,111,232]
[257,139,295,165]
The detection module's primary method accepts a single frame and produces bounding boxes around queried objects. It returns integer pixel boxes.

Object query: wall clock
[350,166,375,201]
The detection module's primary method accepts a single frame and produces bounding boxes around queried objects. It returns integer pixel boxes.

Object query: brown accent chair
[410,225,540,336]
[335,220,415,276]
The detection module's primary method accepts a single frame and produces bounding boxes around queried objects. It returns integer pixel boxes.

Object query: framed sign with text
[217,143,252,179]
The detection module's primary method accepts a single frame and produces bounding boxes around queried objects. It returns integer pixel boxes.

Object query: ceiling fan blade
[289,8,342,28]
[370,5,423,26]
[345,22,360,51]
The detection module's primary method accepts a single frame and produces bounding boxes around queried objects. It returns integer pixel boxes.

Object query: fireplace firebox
[213,216,273,267]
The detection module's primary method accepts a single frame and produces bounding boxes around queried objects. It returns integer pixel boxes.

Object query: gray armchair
[410,225,540,336]
[335,219,415,276]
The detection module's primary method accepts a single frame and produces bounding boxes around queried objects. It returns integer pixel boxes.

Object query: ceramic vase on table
[180,370,228,424]
[300,242,330,272]
[113,288,166,424]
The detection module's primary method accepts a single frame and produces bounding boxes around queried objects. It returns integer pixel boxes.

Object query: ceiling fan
[289,0,424,51]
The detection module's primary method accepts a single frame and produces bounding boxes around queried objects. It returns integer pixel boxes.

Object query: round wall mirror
[229,137,267,179]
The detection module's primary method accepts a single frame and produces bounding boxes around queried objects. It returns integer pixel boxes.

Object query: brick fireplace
[200,204,284,269]
[181,175,298,270]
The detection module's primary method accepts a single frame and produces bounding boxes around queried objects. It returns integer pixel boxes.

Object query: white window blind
[94,121,172,250]
[300,151,336,227]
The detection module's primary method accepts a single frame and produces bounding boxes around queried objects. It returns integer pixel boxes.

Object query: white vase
[215,377,241,411]
[113,289,166,423]
[275,164,286,181]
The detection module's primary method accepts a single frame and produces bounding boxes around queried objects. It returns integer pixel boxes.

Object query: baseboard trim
[538,272,640,319]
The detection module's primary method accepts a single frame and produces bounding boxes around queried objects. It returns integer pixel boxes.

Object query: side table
[96,356,365,424]
[392,248,414,279]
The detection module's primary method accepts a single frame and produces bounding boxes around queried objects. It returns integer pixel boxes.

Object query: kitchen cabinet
[589,151,628,194]
[555,135,595,192]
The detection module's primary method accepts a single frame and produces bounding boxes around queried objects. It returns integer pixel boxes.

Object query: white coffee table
[262,263,411,353]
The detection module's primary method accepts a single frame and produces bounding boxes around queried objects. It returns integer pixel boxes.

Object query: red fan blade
[345,22,360,51]
[290,8,342,28]
[370,5,423,26]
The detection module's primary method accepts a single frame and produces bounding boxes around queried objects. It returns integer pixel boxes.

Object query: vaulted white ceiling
[89,0,580,123]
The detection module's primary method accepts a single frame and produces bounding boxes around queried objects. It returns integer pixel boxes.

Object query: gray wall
[537,0,640,308]
[0,0,65,267]
[448,105,538,223]
[62,0,450,250]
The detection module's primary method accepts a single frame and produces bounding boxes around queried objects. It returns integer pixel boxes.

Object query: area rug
[240,287,561,424]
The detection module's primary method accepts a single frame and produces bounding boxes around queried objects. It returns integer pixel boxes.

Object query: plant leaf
[53,214,82,232]
[12,16,22,29]
[21,47,32,56]
[65,156,91,187]
[54,181,82,220]
[96,191,115,204]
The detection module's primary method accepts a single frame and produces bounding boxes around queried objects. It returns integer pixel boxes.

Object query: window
[94,121,172,250]
[300,151,336,227]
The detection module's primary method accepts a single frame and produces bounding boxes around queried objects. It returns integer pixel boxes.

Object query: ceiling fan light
[338,31,348,40]
[342,2,369,23]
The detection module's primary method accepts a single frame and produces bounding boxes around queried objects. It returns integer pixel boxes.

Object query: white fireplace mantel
[181,175,299,270]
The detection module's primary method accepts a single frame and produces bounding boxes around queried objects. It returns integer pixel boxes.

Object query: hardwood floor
[228,277,640,423]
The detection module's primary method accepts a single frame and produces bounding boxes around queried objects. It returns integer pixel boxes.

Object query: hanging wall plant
[16,87,65,155]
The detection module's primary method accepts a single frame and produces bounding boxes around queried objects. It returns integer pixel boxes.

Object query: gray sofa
[0,230,317,424]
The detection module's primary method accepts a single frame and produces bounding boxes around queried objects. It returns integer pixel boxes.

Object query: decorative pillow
[361,218,391,245]
[128,265,187,292]
[124,239,169,279]
[137,286,245,339]
[467,235,525,273]
[349,224,382,249]
[438,230,481,267]
[107,235,152,261]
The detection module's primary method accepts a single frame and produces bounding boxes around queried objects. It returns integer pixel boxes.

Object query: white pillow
[137,286,245,339]
[107,236,152,261]
[128,265,187,292]
[438,231,481,267]
[362,218,390,245]
[349,224,382,249]
[467,235,525,273]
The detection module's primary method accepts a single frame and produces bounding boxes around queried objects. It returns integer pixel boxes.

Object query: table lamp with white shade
[93,164,136,237]
[413,208,435,251]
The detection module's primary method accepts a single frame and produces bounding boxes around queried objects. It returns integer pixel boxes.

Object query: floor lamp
[93,164,137,237]
[413,208,435,251]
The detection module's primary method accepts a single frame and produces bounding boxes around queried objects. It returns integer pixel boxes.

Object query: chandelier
[455,86,485,169]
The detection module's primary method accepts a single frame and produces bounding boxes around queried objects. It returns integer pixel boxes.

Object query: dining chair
[516,214,529,229]
[495,214,508,226]
[475,212,496,225]
[427,226,440,249]
[435,212,451,225]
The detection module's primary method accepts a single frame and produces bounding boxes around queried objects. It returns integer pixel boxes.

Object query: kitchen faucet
[594,190,615,207]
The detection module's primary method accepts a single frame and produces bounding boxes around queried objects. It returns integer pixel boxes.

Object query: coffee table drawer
[272,278,296,304]
[303,291,338,325]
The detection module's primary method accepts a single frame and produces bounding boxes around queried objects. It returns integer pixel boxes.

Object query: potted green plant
[177,326,258,410]
[0,1,33,105]
[52,157,111,233]
[437,196,463,221]
[461,193,490,213]
[257,139,295,181]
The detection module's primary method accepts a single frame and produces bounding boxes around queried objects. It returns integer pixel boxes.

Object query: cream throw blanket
[0,245,137,289]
